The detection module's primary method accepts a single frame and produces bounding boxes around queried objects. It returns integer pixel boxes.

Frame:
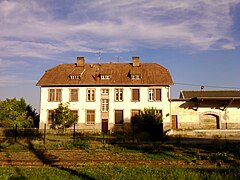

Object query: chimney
[76,57,84,67]
[132,57,140,67]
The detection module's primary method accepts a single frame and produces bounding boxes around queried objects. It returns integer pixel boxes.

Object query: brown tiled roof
[36,62,173,86]
[180,90,240,99]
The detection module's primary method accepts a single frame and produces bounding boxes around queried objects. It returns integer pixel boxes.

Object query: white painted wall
[171,100,240,129]
[39,86,171,129]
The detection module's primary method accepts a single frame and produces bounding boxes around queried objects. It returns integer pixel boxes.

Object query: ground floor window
[131,109,140,123]
[86,110,95,125]
[115,110,123,124]
[47,110,55,124]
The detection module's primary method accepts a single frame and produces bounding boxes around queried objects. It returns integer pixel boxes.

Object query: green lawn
[0,135,240,179]
[0,165,239,180]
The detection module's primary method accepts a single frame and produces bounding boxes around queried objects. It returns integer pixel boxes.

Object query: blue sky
[0,0,240,110]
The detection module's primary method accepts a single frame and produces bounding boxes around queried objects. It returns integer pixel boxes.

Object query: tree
[0,98,34,128]
[53,102,78,130]
[136,107,163,141]
[26,105,39,128]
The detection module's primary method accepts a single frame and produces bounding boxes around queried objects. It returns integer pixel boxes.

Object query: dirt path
[0,150,226,167]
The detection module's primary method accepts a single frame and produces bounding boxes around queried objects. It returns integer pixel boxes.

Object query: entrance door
[102,119,108,133]
[172,115,178,129]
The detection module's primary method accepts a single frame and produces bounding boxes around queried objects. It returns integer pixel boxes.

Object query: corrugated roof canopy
[180,90,240,99]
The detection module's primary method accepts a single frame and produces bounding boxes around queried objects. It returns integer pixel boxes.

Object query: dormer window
[100,74,111,80]
[131,74,141,80]
[69,75,81,79]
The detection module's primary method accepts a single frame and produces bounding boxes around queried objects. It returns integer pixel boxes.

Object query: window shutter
[132,89,139,101]
[156,89,161,101]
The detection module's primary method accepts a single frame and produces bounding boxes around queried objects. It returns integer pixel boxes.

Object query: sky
[0,0,240,111]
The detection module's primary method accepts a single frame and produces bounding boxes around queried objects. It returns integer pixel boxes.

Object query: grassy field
[0,165,239,179]
[0,134,239,179]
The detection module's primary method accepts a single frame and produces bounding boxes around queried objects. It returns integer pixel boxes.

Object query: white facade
[39,86,171,131]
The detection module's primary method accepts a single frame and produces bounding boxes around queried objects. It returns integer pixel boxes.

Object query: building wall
[171,100,240,130]
[39,86,171,131]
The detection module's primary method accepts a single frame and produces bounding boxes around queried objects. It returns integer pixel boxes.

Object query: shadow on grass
[26,140,96,180]
[112,137,240,165]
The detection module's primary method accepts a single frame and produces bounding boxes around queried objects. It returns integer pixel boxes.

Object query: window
[87,89,95,101]
[149,89,154,101]
[48,89,62,102]
[132,89,140,101]
[131,74,141,80]
[70,89,78,102]
[115,110,123,124]
[86,110,95,125]
[71,110,78,123]
[115,89,123,101]
[156,89,162,101]
[101,99,109,112]
[148,88,162,101]
[100,75,111,80]
[101,89,109,95]
[69,75,81,79]
[131,110,140,123]
[47,110,55,124]
[155,109,162,119]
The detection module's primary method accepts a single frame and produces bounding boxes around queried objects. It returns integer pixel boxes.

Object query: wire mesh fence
[0,123,164,145]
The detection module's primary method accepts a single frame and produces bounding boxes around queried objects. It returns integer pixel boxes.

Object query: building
[36,57,173,132]
[170,90,240,134]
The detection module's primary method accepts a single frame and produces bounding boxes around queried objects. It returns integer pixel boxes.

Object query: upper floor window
[70,89,78,102]
[87,89,95,101]
[148,88,162,101]
[101,99,109,112]
[132,89,140,101]
[86,110,95,125]
[131,74,141,80]
[100,74,111,80]
[69,75,81,79]
[114,88,123,101]
[101,89,109,95]
[48,89,62,102]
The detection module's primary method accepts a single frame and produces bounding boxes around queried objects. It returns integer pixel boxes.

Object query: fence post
[132,121,135,144]
[43,123,46,144]
[14,124,17,142]
[73,123,76,144]
[102,133,105,144]
[160,122,164,143]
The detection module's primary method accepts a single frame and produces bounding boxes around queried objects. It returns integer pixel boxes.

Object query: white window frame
[131,74,141,80]
[70,89,79,102]
[87,89,95,102]
[148,88,162,101]
[101,99,109,112]
[48,89,62,102]
[101,88,109,95]
[114,88,123,101]
[86,110,95,125]
[149,89,154,101]
[100,74,111,80]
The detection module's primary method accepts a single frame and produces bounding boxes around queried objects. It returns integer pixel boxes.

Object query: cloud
[0,58,26,69]
[0,0,239,60]
[0,73,35,86]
